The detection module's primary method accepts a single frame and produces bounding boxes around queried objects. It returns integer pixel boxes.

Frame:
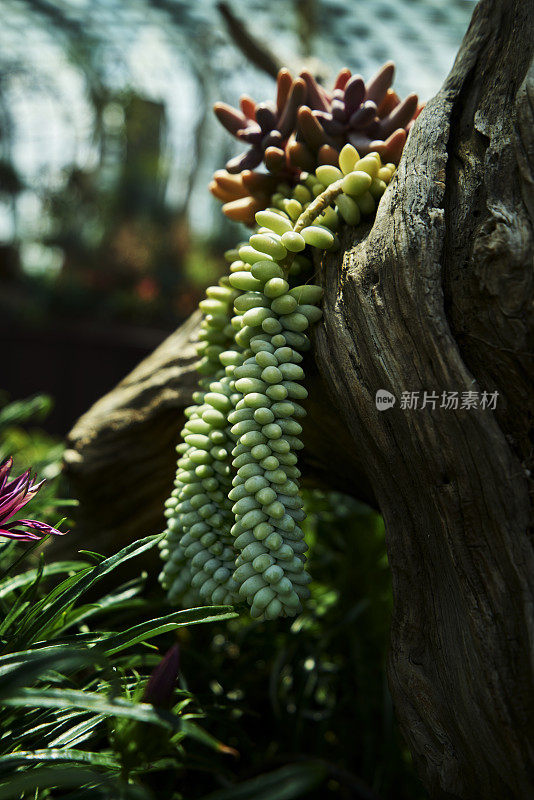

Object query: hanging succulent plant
[161,143,396,619]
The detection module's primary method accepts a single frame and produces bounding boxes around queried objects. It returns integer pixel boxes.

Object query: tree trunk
[314,1,534,797]
[61,0,533,797]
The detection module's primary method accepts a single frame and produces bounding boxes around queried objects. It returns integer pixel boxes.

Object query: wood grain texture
[313,1,533,797]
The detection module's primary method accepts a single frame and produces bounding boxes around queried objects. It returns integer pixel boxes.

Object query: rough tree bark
[61,1,533,797]
[313,0,534,796]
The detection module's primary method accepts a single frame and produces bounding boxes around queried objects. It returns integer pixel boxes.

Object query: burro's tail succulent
[160,142,395,619]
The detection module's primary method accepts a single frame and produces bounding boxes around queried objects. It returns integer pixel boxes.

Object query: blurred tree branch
[217,1,282,79]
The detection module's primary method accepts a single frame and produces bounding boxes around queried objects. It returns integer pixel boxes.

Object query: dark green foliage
[0,534,238,799]
[0,399,426,798]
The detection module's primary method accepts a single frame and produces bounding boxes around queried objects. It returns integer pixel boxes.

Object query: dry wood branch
[217,1,282,79]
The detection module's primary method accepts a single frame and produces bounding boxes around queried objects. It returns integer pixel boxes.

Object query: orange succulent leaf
[333,67,352,92]
[377,88,400,118]
[222,196,266,226]
[317,144,340,166]
[297,106,326,152]
[212,169,247,196]
[239,94,256,121]
[371,128,407,164]
[276,68,293,115]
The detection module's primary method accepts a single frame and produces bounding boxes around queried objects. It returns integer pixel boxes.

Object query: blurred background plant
[0,1,477,797]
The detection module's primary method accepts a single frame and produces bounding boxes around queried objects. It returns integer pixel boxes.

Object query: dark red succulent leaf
[333,67,352,92]
[365,61,395,105]
[143,644,180,709]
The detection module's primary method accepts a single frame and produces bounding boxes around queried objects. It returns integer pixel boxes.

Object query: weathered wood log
[312,1,533,797]
[61,0,533,796]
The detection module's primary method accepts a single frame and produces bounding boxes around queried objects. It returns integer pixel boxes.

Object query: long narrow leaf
[0,765,114,799]
[0,538,46,583]
[0,598,31,638]
[180,719,239,757]
[0,562,89,599]
[58,583,146,633]
[48,713,106,748]
[0,650,102,700]
[0,559,49,637]
[100,606,238,656]
[16,534,162,643]
[0,748,118,768]
[60,779,151,800]
[13,570,93,644]
[0,561,88,597]
[0,643,96,666]
[3,687,180,729]
[10,710,90,746]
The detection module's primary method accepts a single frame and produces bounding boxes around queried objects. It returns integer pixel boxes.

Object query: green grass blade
[0,644,95,666]
[47,713,106,748]
[16,534,162,643]
[57,582,146,633]
[0,765,114,799]
[0,748,118,768]
[0,538,47,583]
[0,650,102,700]
[100,606,238,656]
[179,719,239,757]
[13,709,90,746]
[2,687,180,729]
[0,562,89,599]
[0,597,31,638]
[12,570,93,644]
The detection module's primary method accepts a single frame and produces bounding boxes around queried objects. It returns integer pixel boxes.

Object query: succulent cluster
[160,143,395,619]
[210,62,420,225]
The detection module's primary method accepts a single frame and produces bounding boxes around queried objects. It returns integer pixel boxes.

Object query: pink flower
[0,457,66,541]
